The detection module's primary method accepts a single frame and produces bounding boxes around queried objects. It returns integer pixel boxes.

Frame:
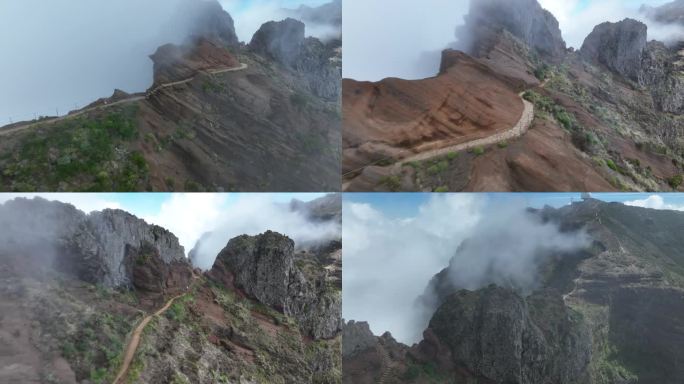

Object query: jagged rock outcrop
[579,18,684,113]
[580,19,647,81]
[640,41,684,114]
[0,198,189,289]
[342,321,378,357]
[460,0,566,60]
[249,18,341,101]
[209,231,341,339]
[250,18,306,67]
[427,286,591,384]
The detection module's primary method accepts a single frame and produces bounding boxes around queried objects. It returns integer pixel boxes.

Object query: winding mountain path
[395,92,534,166]
[342,88,537,184]
[111,294,185,384]
[0,63,248,137]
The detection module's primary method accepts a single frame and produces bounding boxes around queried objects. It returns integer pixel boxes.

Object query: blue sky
[344,193,684,218]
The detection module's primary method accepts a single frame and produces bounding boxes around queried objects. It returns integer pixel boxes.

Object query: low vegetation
[0,106,149,191]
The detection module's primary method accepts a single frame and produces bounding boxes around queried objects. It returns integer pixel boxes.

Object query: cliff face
[580,19,648,81]
[209,231,342,340]
[0,197,189,289]
[250,18,341,102]
[460,0,566,61]
[579,18,684,114]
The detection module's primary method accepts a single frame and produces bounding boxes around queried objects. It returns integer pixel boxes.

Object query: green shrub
[471,146,485,156]
[434,186,449,193]
[447,152,459,160]
[426,160,449,175]
[668,175,683,189]
[498,141,509,148]
[605,159,618,172]
[378,175,401,191]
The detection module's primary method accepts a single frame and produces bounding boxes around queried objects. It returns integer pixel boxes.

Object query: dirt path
[0,63,248,137]
[377,346,396,384]
[111,294,184,384]
[395,93,534,166]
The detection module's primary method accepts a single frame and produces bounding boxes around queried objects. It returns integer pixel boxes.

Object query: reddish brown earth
[343,50,523,175]
[150,38,240,85]
[467,119,615,191]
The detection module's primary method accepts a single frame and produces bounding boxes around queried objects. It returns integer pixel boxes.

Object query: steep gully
[342,80,546,188]
[0,63,248,137]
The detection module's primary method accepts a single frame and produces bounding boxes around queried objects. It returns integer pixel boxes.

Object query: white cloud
[343,194,589,345]
[342,194,484,343]
[624,195,684,211]
[142,193,228,255]
[0,193,121,214]
[189,194,340,269]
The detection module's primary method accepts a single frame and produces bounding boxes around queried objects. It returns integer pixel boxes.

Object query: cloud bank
[147,194,341,270]
[343,194,589,345]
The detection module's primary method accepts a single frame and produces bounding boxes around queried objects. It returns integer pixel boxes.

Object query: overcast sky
[0,0,325,125]
[343,193,684,343]
[344,0,677,81]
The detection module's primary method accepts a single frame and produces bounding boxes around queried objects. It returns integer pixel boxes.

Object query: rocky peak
[179,0,239,47]
[209,231,341,339]
[342,320,378,357]
[459,0,566,61]
[250,18,306,68]
[580,18,647,81]
[249,18,341,101]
